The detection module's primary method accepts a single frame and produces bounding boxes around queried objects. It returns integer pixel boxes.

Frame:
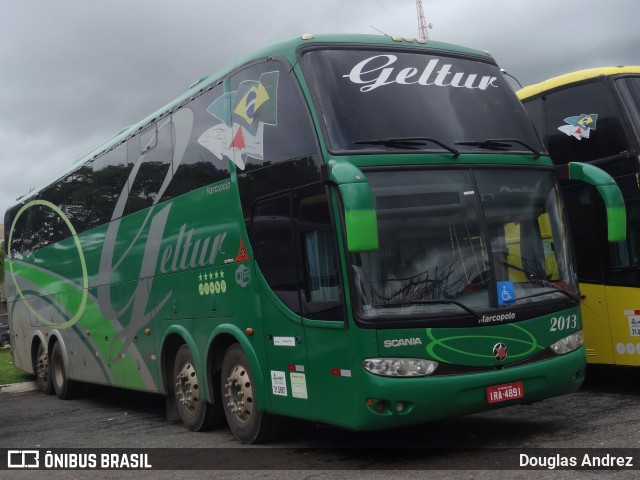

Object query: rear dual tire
[50,341,81,399]
[173,344,223,431]
[35,342,53,395]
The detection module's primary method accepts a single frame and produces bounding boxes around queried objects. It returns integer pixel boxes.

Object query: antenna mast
[416,0,432,41]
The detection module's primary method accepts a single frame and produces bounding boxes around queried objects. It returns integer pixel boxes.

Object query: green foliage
[0,239,4,300]
[0,347,33,385]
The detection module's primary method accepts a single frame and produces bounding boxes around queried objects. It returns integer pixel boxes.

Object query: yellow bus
[518,67,640,366]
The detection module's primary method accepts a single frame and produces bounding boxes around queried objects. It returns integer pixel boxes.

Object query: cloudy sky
[1,0,638,221]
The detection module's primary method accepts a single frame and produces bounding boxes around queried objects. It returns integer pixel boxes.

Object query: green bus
[4,34,625,444]
[518,67,640,367]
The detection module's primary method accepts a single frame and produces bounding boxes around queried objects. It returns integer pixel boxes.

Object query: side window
[41,163,94,236]
[294,184,343,321]
[32,200,67,251]
[545,81,630,164]
[7,162,94,256]
[93,142,130,224]
[251,185,344,320]
[230,60,317,171]
[6,207,30,259]
[561,183,606,283]
[608,176,640,285]
[252,194,300,314]
[126,118,173,214]
[163,82,231,199]
[610,201,640,268]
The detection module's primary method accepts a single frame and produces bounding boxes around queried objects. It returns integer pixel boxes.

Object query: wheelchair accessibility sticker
[497,281,515,306]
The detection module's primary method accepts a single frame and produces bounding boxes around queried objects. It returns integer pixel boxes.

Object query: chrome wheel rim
[175,362,200,411]
[224,363,254,422]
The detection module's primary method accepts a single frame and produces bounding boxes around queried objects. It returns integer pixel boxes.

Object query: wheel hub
[224,364,253,421]
[37,351,48,381]
[175,362,199,410]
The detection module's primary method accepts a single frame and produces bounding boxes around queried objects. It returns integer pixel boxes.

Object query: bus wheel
[173,344,221,431]
[35,342,53,394]
[50,341,80,399]
[221,344,280,444]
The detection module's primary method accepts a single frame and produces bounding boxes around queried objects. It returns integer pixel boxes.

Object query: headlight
[550,331,584,355]
[362,358,438,377]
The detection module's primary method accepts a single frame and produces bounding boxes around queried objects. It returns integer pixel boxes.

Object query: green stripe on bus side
[11,263,147,389]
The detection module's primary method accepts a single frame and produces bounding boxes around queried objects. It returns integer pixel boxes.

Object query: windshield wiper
[512,286,580,303]
[372,299,481,319]
[455,138,541,158]
[354,137,460,157]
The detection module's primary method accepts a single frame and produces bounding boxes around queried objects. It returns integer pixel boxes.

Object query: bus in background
[5,35,626,444]
[518,67,640,367]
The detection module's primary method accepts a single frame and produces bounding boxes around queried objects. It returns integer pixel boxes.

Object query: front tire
[221,344,280,444]
[173,344,222,431]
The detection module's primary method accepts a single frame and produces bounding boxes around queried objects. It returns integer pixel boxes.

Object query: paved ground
[1,366,639,479]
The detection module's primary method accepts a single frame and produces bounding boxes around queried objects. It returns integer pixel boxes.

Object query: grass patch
[0,346,34,385]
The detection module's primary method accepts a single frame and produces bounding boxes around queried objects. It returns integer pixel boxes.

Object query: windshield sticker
[557,114,598,140]
[198,71,279,170]
[343,55,499,93]
[497,281,515,306]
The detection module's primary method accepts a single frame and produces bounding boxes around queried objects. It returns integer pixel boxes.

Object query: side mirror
[323,160,379,252]
[556,162,626,242]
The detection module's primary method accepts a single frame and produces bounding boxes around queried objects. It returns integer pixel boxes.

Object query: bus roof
[517,65,640,100]
[10,34,493,210]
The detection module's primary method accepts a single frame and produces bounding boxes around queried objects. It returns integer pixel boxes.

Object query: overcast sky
[1,0,638,221]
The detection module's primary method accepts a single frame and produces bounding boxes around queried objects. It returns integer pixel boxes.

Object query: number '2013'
[550,314,578,332]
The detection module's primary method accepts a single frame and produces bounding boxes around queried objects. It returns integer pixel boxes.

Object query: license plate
[486,381,524,404]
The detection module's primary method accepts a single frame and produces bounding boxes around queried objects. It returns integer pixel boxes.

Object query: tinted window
[126,118,173,214]
[6,206,30,258]
[93,142,130,224]
[607,175,640,285]
[251,184,343,320]
[295,183,343,320]
[561,183,606,283]
[545,81,630,164]
[252,193,300,314]
[163,82,231,199]
[230,60,317,171]
[6,195,72,257]
[300,48,542,154]
[41,163,94,235]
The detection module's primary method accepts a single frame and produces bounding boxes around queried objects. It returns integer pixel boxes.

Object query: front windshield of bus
[300,47,543,155]
[350,169,578,322]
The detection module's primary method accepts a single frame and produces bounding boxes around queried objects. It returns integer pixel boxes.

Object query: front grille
[430,348,558,376]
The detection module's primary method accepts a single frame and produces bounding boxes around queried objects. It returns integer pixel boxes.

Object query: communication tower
[416,0,432,41]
